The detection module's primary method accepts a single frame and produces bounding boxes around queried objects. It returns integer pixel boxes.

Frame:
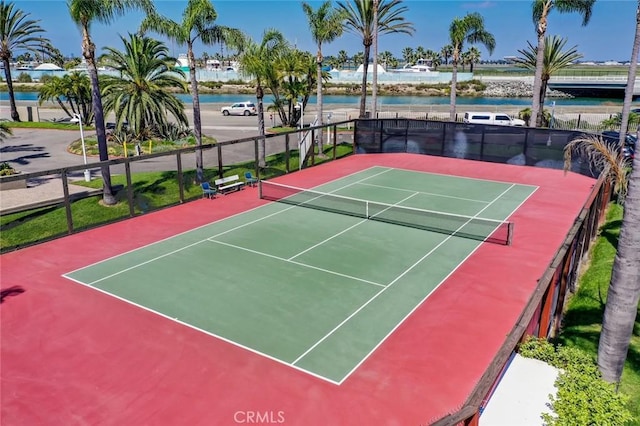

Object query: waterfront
[0,90,625,108]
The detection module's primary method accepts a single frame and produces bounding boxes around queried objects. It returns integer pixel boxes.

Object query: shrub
[0,162,18,176]
[519,337,633,426]
[16,72,32,83]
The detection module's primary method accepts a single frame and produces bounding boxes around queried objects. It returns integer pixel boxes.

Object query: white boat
[175,54,190,71]
[390,63,432,73]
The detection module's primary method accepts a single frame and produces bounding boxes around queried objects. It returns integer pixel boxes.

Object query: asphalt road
[0,112,277,175]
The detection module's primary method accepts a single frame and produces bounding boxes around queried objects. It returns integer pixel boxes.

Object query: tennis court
[63,166,536,384]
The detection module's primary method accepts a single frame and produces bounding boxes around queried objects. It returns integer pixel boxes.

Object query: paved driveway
[0,117,266,175]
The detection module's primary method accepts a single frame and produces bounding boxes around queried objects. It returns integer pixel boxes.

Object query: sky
[11,0,639,63]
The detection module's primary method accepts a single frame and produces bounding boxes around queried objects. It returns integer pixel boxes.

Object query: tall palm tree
[38,71,92,122]
[513,35,582,123]
[401,46,414,64]
[0,1,49,121]
[140,0,243,183]
[238,29,286,167]
[465,46,481,72]
[100,34,188,139]
[440,44,453,66]
[68,0,153,206]
[447,12,495,121]
[302,1,345,152]
[337,0,413,118]
[597,0,640,385]
[530,0,595,127]
[337,49,348,68]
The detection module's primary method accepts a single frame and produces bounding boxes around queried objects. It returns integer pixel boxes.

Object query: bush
[0,162,18,176]
[16,72,32,83]
[519,337,633,426]
[39,74,53,84]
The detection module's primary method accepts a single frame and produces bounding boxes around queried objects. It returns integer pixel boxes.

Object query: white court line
[64,166,393,285]
[355,182,490,204]
[291,183,517,369]
[380,165,540,188]
[63,275,342,386]
[63,165,388,277]
[287,191,420,261]
[206,239,386,288]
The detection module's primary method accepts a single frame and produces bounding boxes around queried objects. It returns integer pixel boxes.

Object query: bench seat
[215,175,244,193]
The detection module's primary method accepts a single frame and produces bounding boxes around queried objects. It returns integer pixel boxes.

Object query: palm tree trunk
[531,11,549,128]
[597,150,640,384]
[187,43,204,183]
[359,44,371,118]
[83,26,115,205]
[316,44,324,153]
[256,84,266,167]
[597,1,640,384]
[2,59,20,121]
[449,51,459,122]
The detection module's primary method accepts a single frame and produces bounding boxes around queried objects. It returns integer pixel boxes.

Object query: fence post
[176,152,184,204]
[576,114,581,129]
[61,170,74,234]
[285,133,290,173]
[217,144,223,178]
[125,161,135,216]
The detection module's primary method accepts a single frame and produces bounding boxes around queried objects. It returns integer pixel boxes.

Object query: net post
[507,222,514,246]
[258,181,263,199]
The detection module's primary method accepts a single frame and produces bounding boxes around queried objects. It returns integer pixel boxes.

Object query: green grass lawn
[554,203,640,424]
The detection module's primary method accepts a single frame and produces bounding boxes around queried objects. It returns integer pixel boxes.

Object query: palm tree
[238,29,287,167]
[337,49,348,69]
[465,46,481,72]
[379,50,394,69]
[440,44,453,66]
[68,0,153,206]
[447,12,495,121]
[530,0,595,128]
[140,0,243,183]
[302,1,345,153]
[337,0,414,118]
[0,1,49,121]
[38,71,92,122]
[513,35,582,123]
[401,46,414,64]
[100,34,188,139]
[597,0,640,385]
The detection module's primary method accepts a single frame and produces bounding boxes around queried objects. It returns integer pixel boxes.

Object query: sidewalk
[0,176,101,215]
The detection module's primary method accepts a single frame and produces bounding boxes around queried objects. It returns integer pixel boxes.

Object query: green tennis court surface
[64,167,537,384]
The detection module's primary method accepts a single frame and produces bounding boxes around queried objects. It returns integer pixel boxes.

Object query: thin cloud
[461,1,497,9]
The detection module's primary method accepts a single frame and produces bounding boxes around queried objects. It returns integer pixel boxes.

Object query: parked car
[601,131,636,159]
[221,102,257,116]
[463,112,526,127]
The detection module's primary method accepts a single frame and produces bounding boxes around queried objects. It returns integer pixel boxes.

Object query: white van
[463,112,526,127]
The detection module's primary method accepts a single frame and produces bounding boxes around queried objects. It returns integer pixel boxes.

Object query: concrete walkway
[0,175,101,214]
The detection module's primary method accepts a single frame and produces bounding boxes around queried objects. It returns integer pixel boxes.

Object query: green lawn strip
[554,203,640,424]
[0,143,353,251]
[3,121,94,131]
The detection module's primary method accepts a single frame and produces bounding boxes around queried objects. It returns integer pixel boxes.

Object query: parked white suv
[221,102,257,116]
[463,112,526,126]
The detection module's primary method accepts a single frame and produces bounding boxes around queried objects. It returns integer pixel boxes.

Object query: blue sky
[12,0,638,62]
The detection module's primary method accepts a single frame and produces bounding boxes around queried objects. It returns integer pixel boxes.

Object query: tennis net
[259,181,514,245]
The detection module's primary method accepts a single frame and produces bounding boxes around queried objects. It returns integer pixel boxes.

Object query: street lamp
[71,113,91,182]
